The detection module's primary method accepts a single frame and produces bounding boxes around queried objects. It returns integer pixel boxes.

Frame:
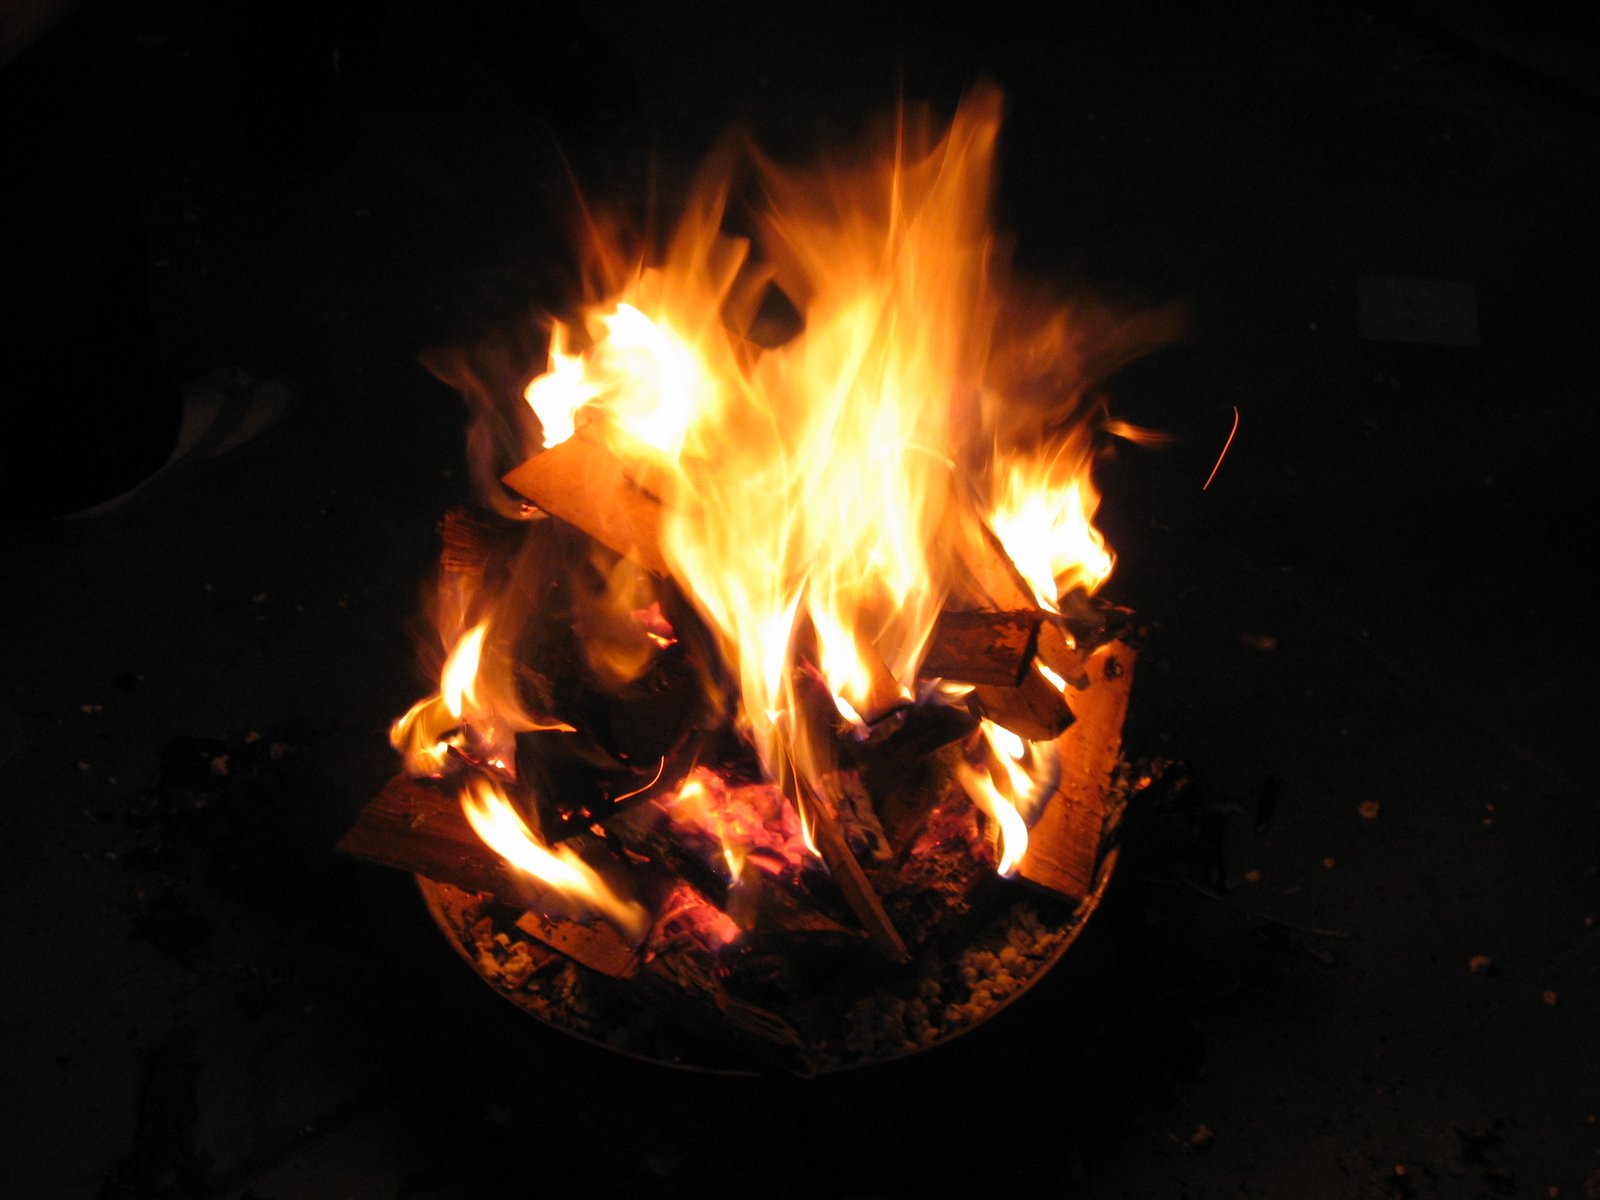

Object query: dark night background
[3,0,1597,1196]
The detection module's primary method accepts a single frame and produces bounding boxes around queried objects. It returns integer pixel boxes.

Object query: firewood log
[439,505,522,577]
[790,774,910,963]
[501,429,670,575]
[339,775,644,978]
[602,799,857,939]
[921,609,1040,685]
[1017,640,1135,902]
[953,521,1089,687]
[969,667,1075,742]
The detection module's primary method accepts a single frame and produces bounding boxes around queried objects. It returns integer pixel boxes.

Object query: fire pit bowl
[417,816,1124,1077]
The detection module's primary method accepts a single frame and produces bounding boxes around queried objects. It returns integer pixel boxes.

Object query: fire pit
[340,83,1173,1075]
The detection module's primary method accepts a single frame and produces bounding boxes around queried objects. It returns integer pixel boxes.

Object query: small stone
[1358,800,1381,820]
[1243,869,1263,883]
[1239,632,1277,651]
[1188,1124,1215,1149]
[1543,990,1558,1006]
[1322,857,1336,870]
[209,755,230,776]
[1467,954,1492,974]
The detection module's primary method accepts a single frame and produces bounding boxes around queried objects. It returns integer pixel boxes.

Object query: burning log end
[969,668,1075,742]
[439,505,523,577]
[515,910,641,979]
[921,610,1040,686]
[953,521,1088,687]
[1051,589,1136,658]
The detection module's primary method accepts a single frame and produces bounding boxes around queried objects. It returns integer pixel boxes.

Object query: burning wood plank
[796,778,910,963]
[954,522,1089,688]
[339,775,643,977]
[970,667,1075,742]
[1016,640,1135,902]
[501,428,670,575]
[921,609,1040,686]
[513,910,640,979]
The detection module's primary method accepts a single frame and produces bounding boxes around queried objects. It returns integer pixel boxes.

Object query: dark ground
[3,1,1598,1196]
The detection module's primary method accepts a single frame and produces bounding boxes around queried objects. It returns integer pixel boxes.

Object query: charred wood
[969,667,1075,742]
[439,505,522,577]
[341,776,644,977]
[794,777,910,963]
[921,609,1040,685]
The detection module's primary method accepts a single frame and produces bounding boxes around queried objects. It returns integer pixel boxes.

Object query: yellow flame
[517,91,1035,801]
[461,776,647,938]
[659,773,748,879]
[441,622,487,718]
[988,457,1113,611]
[524,322,595,448]
[957,717,1063,876]
[390,620,571,776]
[441,84,1134,884]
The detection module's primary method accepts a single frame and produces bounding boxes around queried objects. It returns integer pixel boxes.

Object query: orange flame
[390,620,573,777]
[957,719,1060,876]
[658,770,748,879]
[516,85,1113,813]
[461,775,648,939]
[988,454,1113,610]
[398,84,1154,911]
